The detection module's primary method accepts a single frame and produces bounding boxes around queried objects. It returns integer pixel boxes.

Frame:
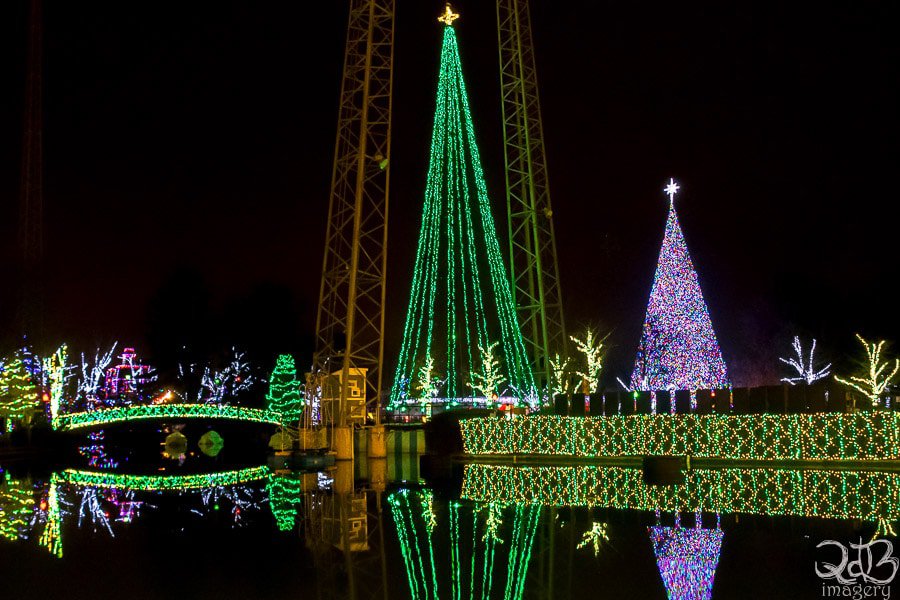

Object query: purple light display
[649,524,723,600]
[630,183,730,392]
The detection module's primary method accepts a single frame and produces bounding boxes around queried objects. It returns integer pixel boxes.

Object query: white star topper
[664,178,680,204]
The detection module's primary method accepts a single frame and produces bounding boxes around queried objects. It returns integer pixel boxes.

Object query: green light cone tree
[266,355,304,423]
[390,17,535,409]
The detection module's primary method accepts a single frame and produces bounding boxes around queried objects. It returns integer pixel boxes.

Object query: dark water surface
[2,452,898,600]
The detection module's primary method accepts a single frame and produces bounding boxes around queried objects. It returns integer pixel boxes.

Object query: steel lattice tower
[314,0,394,425]
[18,0,44,347]
[497,0,566,388]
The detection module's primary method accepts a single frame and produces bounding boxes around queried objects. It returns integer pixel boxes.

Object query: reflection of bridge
[55,404,283,431]
[56,466,272,491]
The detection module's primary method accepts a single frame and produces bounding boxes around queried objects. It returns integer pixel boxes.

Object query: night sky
[1,0,898,386]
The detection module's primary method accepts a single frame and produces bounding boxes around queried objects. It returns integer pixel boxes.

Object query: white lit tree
[549,353,574,398]
[570,331,605,394]
[468,342,506,402]
[779,336,831,385]
[416,353,443,403]
[835,334,899,408]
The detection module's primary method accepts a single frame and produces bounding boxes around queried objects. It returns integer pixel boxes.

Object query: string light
[779,336,831,385]
[460,463,900,523]
[460,413,900,460]
[389,489,539,600]
[649,525,723,600]
[0,354,40,432]
[56,403,282,431]
[266,354,304,423]
[577,521,610,556]
[570,331,605,394]
[0,470,33,542]
[57,466,271,491]
[630,179,729,395]
[389,21,535,409]
[835,334,899,407]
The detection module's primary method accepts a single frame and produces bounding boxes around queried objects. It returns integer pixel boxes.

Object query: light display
[649,524,723,600]
[461,463,900,523]
[179,348,255,405]
[56,403,282,431]
[459,413,900,460]
[389,487,540,600]
[779,336,831,385]
[835,334,899,407]
[630,179,730,394]
[103,347,154,401]
[38,481,63,558]
[415,354,443,404]
[468,342,506,402]
[78,344,118,409]
[0,470,34,542]
[266,354,304,423]
[267,475,303,532]
[549,353,574,399]
[0,354,39,431]
[570,331,605,394]
[577,521,609,557]
[389,14,534,409]
[43,344,68,428]
[57,466,271,491]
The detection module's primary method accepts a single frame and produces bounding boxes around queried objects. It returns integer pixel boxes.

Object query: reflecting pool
[1,457,897,599]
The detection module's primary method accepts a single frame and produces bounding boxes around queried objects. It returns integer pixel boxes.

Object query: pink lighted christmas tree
[630,179,730,392]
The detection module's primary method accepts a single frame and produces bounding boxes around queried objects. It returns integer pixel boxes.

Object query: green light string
[267,475,304,532]
[389,492,424,600]
[58,404,282,431]
[460,413,900,460]
[58,466,271,491]
[461,463,900,523]
[390,24,535,407]
[450,502,461,600]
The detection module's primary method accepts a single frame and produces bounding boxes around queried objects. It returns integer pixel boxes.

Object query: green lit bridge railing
[55,404,283,431]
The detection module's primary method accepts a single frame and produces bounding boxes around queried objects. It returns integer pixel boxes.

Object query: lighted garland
[389,16,535,408]
[57,466,271,491]
[630,180,730,393]
[56,403,283,431]
[460,413,900,460]
[461,464,900,523]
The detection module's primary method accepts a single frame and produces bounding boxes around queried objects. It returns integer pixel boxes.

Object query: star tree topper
[664,177,680,205]
[438,3,459,26]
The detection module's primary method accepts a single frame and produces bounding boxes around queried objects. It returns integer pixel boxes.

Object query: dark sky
[1,0,898,385]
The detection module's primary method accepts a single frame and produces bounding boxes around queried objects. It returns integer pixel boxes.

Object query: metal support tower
[314,0,394,426]
[18,0,44,347]
[497,0,566,387]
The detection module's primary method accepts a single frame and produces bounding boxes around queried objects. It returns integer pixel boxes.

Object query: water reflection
[1,461,898,599]
[649,513,723,600]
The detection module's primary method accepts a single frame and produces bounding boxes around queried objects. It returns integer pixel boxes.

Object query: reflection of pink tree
[649,513,723,600]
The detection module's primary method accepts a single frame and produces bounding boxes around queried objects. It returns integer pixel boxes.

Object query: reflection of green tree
[39,480,63,558]
[389,489,539,600]
[267,476,303,532]
[0,471,34,542]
